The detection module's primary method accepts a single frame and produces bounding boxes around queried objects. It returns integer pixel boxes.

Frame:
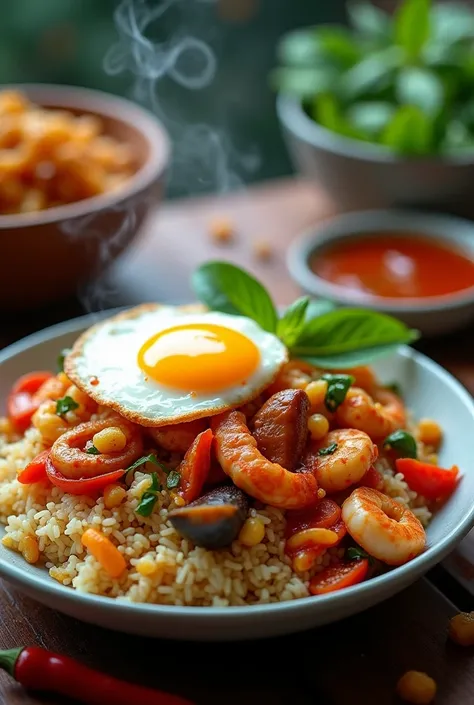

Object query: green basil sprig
[383,430,418,459]
[193,262,419,368]
[56,396,79,417]
[124,454,167,485]
[317,442,338,457]
[136,472,161,517]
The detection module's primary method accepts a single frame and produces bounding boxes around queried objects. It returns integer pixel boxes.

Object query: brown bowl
[0,84,170,312]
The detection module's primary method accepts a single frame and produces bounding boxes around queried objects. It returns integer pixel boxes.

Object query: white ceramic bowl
[287,209,474,337]
[1,312,474,641]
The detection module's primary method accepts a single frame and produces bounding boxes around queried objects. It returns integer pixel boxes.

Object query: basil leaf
[322,374,355,412]
[57,348,71,373]
[304,299,336,321]
[381,105,433,155]
[347,102,395,136]
[290,309,419,368]
[339,46,402,101]
[315,26,361,68]
[166,470,181,490]
[313,94,367,141]
[347,546,369,561]
[277,26,360,68]
[86,445,100,456]
[55,396,79,417]
[192,261,278,333]
[277,297,310,347]
[124,454,166,484]
[347,1,391,40]
[383,430,418,459]
[396,67,444,116]
[318,442,338,457]
[277,28,324,66]
[271,67,337,98]
[395,0,430,61]
[136,492,158,518]
[431,2,474,44]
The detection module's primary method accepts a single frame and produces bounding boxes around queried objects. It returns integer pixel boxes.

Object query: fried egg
[65,304,288,426]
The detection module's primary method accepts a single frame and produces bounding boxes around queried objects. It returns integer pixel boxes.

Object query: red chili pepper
[18,450,50,485]
[0,646,194,705]
[45,456,124,496]
[7,371,53,432]
[178,428,213,503]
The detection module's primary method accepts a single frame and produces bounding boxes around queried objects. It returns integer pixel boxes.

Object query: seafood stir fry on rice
[0,268,461,607]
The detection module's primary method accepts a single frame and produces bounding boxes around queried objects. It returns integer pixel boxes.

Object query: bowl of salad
[274,0,474,216]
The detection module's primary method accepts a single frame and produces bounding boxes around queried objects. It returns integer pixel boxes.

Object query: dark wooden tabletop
[1,177,473,705]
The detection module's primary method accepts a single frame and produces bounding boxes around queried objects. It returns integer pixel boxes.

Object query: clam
[168,485,248,549]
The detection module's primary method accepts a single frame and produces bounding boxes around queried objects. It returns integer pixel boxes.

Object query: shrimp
[265,360,315,396]
[211,410,318,509]
[305,428,378,494]
[342,487,426,565]
[147,419,207,455]
[50,416,143,479]
[335,386,406,440]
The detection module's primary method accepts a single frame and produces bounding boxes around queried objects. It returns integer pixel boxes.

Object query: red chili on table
[0,646,194,705]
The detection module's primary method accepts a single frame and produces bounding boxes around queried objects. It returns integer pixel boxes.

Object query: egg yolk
[137,323,261,392]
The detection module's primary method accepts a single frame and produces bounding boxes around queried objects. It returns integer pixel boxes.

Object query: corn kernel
[209,217,234,243]
[103,483,126,509]
[288,371,311,390]
[57,372,71,386]
[0,417,15,436]
[93,426,127,454]
[32,400,68,444]
[417,418,442,448]
[137,558,157,577]
[2,535,15,549]
[292,550,316,573]
[22,535,40,564]
[449,611,474,646]
[396,671,436,704]
[305,379,328,411]
[239,517,265,547]
[308,413,330,441]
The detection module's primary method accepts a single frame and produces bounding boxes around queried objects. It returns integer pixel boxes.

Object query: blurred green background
[0,0,347,198]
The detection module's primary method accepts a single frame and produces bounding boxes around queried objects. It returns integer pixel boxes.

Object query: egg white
[65,304,288,426]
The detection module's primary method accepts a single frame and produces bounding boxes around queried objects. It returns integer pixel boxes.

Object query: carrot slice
[309,558,369,595]
[81,527,126,578]
[18,449,50,484]
[178,428,213,503]
[7,371,53,432]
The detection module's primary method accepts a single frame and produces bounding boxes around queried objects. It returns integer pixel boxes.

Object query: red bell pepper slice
[45,456,124,496]
[18,449,50,485]
[309,559,369,595]
[7,371,53,432]
[178,429,213,503]
[395,457,459,500]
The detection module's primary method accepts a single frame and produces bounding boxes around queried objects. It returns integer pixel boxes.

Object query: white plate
[1,311,474,641]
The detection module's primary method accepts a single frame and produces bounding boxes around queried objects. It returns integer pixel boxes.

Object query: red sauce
[311,234,474,299]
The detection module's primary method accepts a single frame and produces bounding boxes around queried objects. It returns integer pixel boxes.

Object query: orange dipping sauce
[311,234,474,299]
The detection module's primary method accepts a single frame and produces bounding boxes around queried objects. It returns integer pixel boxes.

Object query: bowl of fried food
[0,85,170,312]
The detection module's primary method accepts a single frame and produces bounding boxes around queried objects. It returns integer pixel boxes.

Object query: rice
[0,415,434,608]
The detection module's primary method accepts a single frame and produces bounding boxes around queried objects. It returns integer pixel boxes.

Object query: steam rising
[68,0,259,313]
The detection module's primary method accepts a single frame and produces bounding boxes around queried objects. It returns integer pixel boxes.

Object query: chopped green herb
[385,382,403,397]
[383,430,417,459]
[347,546,370,561]
[86,445,100,455]
[123,454,166,484]
[136,492,158,517]
[321,374,355,412]
[57,348,71,373]
[149,472,161,492]
[56,396,79,417]
[318,442,338,456]
[166,470,181,489]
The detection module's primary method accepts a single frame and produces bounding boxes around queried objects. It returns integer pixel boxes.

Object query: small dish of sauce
[310,233,474,300]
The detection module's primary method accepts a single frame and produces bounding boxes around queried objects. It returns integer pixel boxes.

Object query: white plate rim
[1,310,474,623]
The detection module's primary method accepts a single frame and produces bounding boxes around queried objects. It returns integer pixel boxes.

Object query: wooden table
[1,177,473,705]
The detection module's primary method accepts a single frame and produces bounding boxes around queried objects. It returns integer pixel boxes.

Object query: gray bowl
[277,94,474,217]
[287,209,474,337]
